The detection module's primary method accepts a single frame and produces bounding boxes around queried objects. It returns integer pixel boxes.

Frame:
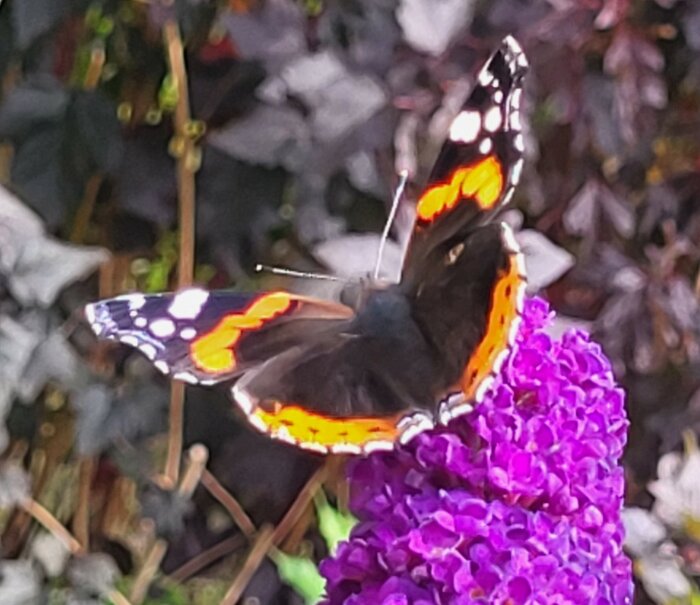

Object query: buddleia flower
[321,298,633,604]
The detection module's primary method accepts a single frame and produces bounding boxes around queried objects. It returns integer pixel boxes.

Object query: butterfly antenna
[255,264,349,283]
[373,169,409,280]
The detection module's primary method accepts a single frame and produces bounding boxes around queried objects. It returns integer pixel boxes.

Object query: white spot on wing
[514,134,524,152]
[362,440,394,454]
[484,106,502,132]
[120,335,139,347]
[300,441,328,454]
[511,158,524,183]
[150,318,176,337]
[180,327,197,340]
[134,317,147,328]
[330,443,362,455]
[479,138,492,154]
[478,70,494,87]
[449,110,481,144]
[127,294,147,311]
[168,288,209,320]
[174,371,199,385]
[139,344,157,360]
[232,384,257,415]
[511,109,522,130]
[248,414,268,432]
[397,412,433,444]
[501,223,520,252]
[84,304,96,325]
[154,360,169,374]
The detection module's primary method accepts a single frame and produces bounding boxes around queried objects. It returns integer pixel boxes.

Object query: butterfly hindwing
[400,36,529,418]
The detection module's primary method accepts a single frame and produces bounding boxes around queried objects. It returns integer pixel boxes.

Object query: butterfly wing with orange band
[85,288,408,454]
[85,288,354,385]
[401,36,529,416]
[403,36,528,282]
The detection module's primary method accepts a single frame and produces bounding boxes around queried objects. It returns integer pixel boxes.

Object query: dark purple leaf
[396,0,476,57]
[317,0,401,73]
[209,104,310,171]
[684,4,700,50]
[604,29,666,144]
[222,0,305,72]
[0,561,41,604]
[594,0,630,30]
[563,179,599,236]
[277,51,387,142]
[9,0,70,50]
[0,463,30,508]
[517,229,575,292]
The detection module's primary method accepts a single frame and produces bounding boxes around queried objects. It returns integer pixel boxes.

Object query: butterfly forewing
[85,288,353,385]
[404,36,528,276]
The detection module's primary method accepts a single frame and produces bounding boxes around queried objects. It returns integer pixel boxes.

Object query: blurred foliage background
[1,0,700,603]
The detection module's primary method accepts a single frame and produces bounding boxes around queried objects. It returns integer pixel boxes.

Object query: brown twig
[201,469,257,538]
[129,538,169,604]
[21,499,83,555]
[129,445,209,604]
[220,525,276,605]
[162,19,197,489]
[83,45,106,90]
[177,444,208,497]
[271,465,328,547]
[70,174,103,243]
[72,456,95,550]
[107,589,135,605]
[170,534,245,582]
[67,44,105,244]
[208,464,329,600]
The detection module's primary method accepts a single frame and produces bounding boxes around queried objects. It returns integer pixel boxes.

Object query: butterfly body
[86,37,529,454]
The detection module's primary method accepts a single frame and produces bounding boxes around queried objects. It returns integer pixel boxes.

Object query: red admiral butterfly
[86,37,528,455]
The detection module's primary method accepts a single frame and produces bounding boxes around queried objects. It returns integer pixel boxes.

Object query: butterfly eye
[445,242,465,265]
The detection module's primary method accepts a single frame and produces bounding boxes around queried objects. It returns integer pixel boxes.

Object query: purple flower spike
[321,298,633,604]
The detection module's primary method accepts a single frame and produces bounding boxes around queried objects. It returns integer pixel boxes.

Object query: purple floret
[321,298,633,604]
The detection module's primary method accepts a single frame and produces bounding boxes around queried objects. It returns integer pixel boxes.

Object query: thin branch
[107,589,135,605]
[170,534,245,582]
[21,499,84,555]
[201,469,257,538]
[70,174,103,243]
[220,526,276,605]
[72,456,95,550]
[162,19,197,488]
[83,45,106,90]
[129,445,208,604]
[129,538,169,604]
[177,444,209,498]
[271,465,328,547]
[201,464,329,600]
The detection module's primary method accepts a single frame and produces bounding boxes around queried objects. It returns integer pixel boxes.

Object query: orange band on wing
[190,293,294,373]
[461,253,523,400]
[250,404,401,453]
[417,155,504,222]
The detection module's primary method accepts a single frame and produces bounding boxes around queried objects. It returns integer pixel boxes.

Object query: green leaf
[315,491,356,554]
[272,551,325,605]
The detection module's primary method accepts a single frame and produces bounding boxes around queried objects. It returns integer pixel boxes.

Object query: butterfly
[85,36,529,455]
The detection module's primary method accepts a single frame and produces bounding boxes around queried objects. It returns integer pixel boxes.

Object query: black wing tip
[501,35,529,72]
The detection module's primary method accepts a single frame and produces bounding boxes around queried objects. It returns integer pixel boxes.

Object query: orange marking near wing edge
[190,292,293,373]
[461,254,523,400]
[417,155,504,222]
[251,404,401,453]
